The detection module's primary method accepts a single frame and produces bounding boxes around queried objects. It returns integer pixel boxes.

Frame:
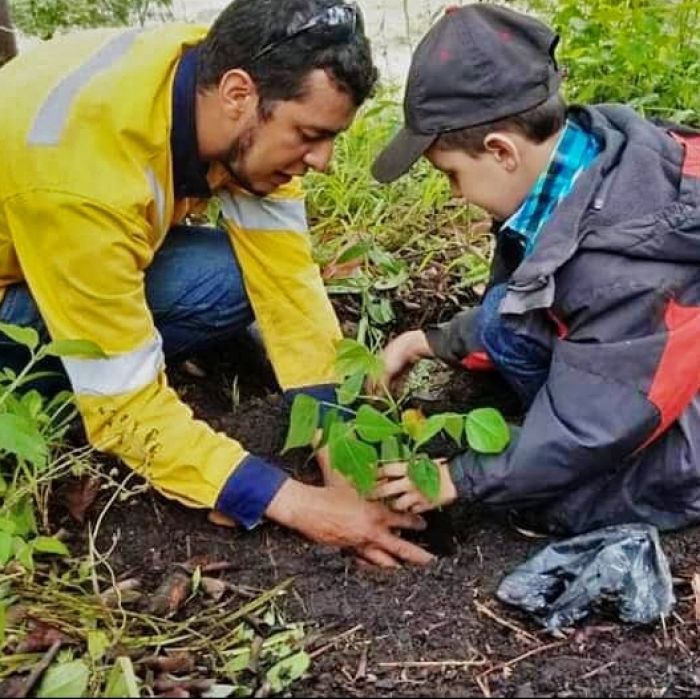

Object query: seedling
[283,339,510,501]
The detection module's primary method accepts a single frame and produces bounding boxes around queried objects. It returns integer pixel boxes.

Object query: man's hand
[371,460,458,513]
[265,478,435,567]
[377,330,434,393]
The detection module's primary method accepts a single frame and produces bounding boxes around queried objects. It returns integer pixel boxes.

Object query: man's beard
[223,124,268,197]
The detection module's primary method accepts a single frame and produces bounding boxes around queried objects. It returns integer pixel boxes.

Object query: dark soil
[51,330,700,698]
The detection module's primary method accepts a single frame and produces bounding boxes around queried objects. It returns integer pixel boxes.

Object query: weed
[528,0,700,124]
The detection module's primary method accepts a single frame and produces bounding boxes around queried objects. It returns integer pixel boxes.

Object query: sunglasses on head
[251,3,361,63]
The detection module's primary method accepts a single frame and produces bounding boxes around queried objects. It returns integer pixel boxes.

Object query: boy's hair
[197,0,377,113]
[435,93,567,156]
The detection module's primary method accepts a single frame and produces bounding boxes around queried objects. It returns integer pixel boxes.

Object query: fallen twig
[691,573,700,622]
[475,673,492,698]
[378,657,486,669]
[16,640,62,698]
[579,661,616,681]
[474,601,541,645]
[309,624,363,659]
[478,641,566,682]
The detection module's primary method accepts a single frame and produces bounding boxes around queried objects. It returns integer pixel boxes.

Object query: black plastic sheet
[497,523,675,629]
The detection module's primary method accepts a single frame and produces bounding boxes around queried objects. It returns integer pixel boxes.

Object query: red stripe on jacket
[643,300,700,447]
[461,351,494,371]
[670,132,700,178]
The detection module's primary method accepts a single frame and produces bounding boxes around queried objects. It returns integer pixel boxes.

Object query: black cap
[372,4,562,183]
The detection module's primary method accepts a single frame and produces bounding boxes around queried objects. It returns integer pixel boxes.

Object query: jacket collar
[501,106,629,315]
[171,46,211,199]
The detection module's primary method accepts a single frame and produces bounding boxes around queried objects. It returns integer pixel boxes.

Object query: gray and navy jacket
[428,104,700,534]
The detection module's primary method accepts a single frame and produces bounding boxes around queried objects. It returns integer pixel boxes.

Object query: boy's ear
[483,132,520,172]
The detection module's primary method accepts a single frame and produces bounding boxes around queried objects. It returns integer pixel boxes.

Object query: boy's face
[425,138,534,221]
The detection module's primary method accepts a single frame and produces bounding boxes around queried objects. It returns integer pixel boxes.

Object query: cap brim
[372,128,437,183]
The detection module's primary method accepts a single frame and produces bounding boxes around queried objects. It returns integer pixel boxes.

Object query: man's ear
[218,68,258,120]
[483,132,521,172]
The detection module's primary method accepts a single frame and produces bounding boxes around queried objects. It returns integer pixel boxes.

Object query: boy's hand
[371,460,458,513]
[374,330,434,394]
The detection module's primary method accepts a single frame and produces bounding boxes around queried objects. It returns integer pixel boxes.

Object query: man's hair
[197,0,378,111]
[435,93,567,156]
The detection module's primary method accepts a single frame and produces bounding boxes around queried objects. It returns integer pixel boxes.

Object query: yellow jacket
[0,24,341,525]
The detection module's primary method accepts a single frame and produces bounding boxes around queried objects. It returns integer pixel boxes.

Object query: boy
[370,4,700,534]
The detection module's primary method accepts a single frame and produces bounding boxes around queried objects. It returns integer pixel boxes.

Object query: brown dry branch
[473,601,541,646]
[308,624,364,659]
[476,641,567,696]
[14,640,62,699]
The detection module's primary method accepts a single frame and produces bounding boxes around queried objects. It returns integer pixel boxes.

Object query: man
[0,0,432,566]
[370,4,700,534]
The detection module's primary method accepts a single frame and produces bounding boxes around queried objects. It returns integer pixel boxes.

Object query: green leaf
[318,408,339,449]
[192,565,202,595]
[335,339,384,381]
[44,339,107,359]
[354,405,401,443]
[206,197,223,228]
[32,536,69,557]
[413,414,447,448]
[104,657,140,698]
[443,413,465,446]
[87,630,110,663]
[465,408,510,454]
[265,651,310,694]
[380,436,402,462]
[0,473,6,497]
[367,298,394,325]
[38,660,89,698]
[0,517,16,534]
[0,322,39,351]
[329,432,377,495]
[0,413,48,467]
[408,457,441,502]
[21,390,44,419]
[11,497,37,538]
[282,394,320,453]
[0,531,12,566]
[13,539,34,571]
[223,648,251,677]
[336,240,371,264]
[336,371,364,406]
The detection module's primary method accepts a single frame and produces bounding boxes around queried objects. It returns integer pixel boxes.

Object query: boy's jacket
[430,105,700,533]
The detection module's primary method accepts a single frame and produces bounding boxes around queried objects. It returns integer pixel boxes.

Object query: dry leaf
[322,258,363,281]
[15,621,71,653]
[692,572,700,621]
[142,652,195,674]
[201,577,227,602]
[149,571,190,617]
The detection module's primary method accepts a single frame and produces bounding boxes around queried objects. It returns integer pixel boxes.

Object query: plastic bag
[496,523,675,629]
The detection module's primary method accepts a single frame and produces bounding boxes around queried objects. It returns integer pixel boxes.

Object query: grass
[305,89,487,261]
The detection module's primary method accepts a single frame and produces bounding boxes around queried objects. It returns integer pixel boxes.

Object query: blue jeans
[0,225,254,390]
[476,283,552,407]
